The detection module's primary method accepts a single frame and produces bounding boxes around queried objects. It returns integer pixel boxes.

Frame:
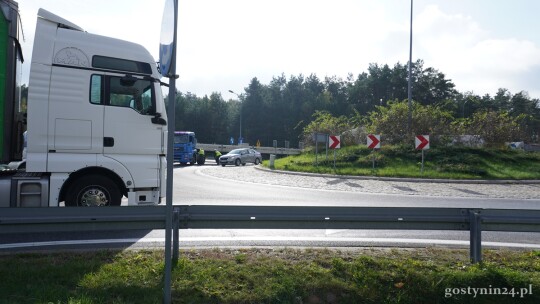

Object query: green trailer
[0,0,24,163]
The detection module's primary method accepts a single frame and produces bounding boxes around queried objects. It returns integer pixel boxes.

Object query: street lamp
[407,0,413,134]
[462,99,468,118]
[229,90,242,144]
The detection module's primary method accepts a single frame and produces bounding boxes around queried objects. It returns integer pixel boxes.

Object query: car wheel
[235,158,241,166]
[221,164,226,167]
[254,158,260,165]
[65,175,121,207]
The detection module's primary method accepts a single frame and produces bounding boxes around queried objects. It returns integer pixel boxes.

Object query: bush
[454,110,529,148]
[367,101,454,145]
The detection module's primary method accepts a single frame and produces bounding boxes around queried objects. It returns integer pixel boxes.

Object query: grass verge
[265,146,540,179]
[1,248,539,303]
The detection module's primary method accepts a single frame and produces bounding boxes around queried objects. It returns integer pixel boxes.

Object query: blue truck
[173,131,205,165]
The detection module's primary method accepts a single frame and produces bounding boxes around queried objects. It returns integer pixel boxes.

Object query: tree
[510,91,537,117]
[461,110,527,147]
[302,111,353,145]
[242,78,268,145]
[367,101,454,145]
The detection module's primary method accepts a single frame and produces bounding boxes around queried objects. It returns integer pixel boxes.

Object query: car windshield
[228,149,243,155]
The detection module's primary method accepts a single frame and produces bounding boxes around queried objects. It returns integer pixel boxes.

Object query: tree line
[174,59,540,148]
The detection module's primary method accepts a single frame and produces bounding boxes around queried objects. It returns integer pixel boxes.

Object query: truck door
[101,74,164,188]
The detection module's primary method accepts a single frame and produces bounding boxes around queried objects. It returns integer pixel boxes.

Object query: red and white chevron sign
[367,134,380,149]
[329,135,341,149]
[415,135,430,150]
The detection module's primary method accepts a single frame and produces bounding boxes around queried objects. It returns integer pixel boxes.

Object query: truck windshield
[174,134,189,144]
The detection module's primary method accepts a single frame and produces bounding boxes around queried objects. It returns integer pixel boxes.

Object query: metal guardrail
[2,206,540,262]
[0,206,167,233]
[2,206,540,302]
[173,206,540,263]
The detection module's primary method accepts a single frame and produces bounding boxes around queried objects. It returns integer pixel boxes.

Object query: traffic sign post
[328,135,341,170]
[415,135,430,174]
[313,133,327,165]
[329,135,340,149]
[367,134,381,170]
[367,134,380,149]
[415,135,429,150]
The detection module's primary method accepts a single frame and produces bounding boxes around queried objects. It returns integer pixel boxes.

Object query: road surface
[1,163,539,251]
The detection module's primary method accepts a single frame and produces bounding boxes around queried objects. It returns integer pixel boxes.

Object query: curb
[254,166,540,185]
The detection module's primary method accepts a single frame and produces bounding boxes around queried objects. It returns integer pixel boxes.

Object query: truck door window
[89,75,154,116]
[90,75,103,104]
[108,76,155,115]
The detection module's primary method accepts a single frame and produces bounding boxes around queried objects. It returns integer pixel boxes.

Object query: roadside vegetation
[262,99,540,180]
[1,248,539,304]
[266,145,540,180]
[161,59,539,149]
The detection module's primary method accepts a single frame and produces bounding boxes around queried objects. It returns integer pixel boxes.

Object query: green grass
[0,248,539,303]
[265,146,540,179]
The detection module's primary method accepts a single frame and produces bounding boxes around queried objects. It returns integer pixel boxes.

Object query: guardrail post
[173,207,180,263]
[469,210,482,264]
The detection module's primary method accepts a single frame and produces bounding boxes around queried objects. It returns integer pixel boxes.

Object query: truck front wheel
[65,175,122,207]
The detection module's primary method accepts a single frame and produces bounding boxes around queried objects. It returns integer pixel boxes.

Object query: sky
[17,0,540,100]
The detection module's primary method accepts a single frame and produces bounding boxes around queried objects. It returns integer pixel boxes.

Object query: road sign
[329,135,341,149]
[415,135,430,150]
[367,134,381,149]
[313,133,328,143]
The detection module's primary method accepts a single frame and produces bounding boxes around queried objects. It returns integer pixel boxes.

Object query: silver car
[219,148,262,166]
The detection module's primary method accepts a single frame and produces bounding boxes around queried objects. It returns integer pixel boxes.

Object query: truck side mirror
[120,75,137,87]
[151,112,167,125]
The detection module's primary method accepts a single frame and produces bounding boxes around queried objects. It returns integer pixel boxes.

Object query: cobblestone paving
[200,165,540,200]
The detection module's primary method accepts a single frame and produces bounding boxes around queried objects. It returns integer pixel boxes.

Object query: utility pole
[407,0,413,135]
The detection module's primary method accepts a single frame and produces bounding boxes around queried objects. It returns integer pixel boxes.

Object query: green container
[0,0,23,162]
[0,4,8,159]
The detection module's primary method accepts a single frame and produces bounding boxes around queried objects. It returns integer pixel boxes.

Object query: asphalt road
[1,163,539,251]
[175,163,540,209]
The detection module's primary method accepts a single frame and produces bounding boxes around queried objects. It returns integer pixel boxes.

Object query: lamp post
[229,90,242,144]
[407,0,413,134]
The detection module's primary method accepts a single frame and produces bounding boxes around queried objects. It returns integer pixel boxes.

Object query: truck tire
[65,175,121,207]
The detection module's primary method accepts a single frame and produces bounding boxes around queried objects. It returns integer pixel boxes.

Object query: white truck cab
[24,9,167,206]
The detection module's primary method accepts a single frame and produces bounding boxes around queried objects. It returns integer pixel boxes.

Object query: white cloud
[413,5,540,97]
[16,1,540,99]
